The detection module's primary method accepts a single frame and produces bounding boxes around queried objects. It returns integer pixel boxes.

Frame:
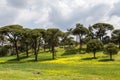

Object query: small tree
[104,43,118,60]
[87,39,103,58]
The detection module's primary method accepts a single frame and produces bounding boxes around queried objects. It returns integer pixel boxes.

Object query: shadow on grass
[0,56,53,64]
[3,56,29,62]
[98,59,114,62]
[81,57,97,60]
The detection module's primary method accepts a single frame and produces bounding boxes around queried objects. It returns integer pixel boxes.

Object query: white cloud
[0,0,120,30]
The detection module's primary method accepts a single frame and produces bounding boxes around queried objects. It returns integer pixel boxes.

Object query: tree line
[0,23,120,61]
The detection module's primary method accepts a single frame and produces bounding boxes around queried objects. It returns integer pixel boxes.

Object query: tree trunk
[11,42,15,55]
[1,40,4,56]
[119,41,120,49]
[101,36,103,42]
[79,35,82,52]
[110,53,112,60]
[34,49,38,61]
[93,51,96,58]
[44,45,46,52]
[37,40,41,53]
[52,45,55,60]
[34,39,38,61]
[14,41,20,61]
[26,43,29,57]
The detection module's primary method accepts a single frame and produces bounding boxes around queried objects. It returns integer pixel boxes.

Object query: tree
[104,43,118,60]
[37,29,46,52]
[112,29,120,49]
[88,25,95,39]
[0,25,23,61]
[60,31,74,48]
[73,23,88,51]
[87,39,103,58]
[30,29,41,61]
[92,23,114,41]
[21,28,31,57]
[46,28,61,59]
[0,32,6,56]
[102,36,110,44]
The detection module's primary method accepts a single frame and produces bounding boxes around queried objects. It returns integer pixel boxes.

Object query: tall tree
[112,29,120,49]
[46,28,61,59]
[21,28,31,57]
[0,25,23,61]
[30,29,41,61]
[37,29,46,52]
[72,23,88,51]
[92,23,114,41]
[0,32,5,56]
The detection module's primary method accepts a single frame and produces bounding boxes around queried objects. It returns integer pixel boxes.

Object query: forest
[0,22,119,61]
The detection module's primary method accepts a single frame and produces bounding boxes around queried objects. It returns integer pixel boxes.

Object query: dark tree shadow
[98,59,114,62]
[0,56,53,64]
[81,57,98,60]
[3,56,29,62]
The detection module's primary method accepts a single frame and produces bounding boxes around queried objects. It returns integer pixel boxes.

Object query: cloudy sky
[0,0,120,31]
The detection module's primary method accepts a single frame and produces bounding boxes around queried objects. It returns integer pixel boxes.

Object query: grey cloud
[0,0,119,30]
[109,1,120,16]
[6,0,28,9]
[48,3,110,30]
[0,4,19,27]
[0,13,17,27]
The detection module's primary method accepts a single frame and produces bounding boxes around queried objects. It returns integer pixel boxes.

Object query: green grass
[0,47,120,80]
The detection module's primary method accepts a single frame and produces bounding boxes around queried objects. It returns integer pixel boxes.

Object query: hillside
[0,47,120,80]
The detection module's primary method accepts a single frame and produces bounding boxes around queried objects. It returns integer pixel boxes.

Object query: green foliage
[72,23,88,35]
[92,23,114,30]
[104,43,118,55]
[87,39,103,58]
[0,25,23,61]
[87,39,103,52]
[82,36,92,44]
[72,23,88,51]
[0,46,9,56]
[104,43,118,60]
[92,23,114,41]
[112,29,120,48]
[46,28,61,47]
[46,28,61,59]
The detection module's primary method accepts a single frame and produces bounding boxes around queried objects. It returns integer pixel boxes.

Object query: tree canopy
[104,43,118,60]
[92,23,114,41]
[87,39,103,58]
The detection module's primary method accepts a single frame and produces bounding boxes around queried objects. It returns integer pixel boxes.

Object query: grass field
[0,47,120,80]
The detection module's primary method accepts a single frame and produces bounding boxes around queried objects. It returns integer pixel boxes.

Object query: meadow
[0,47,120,80]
